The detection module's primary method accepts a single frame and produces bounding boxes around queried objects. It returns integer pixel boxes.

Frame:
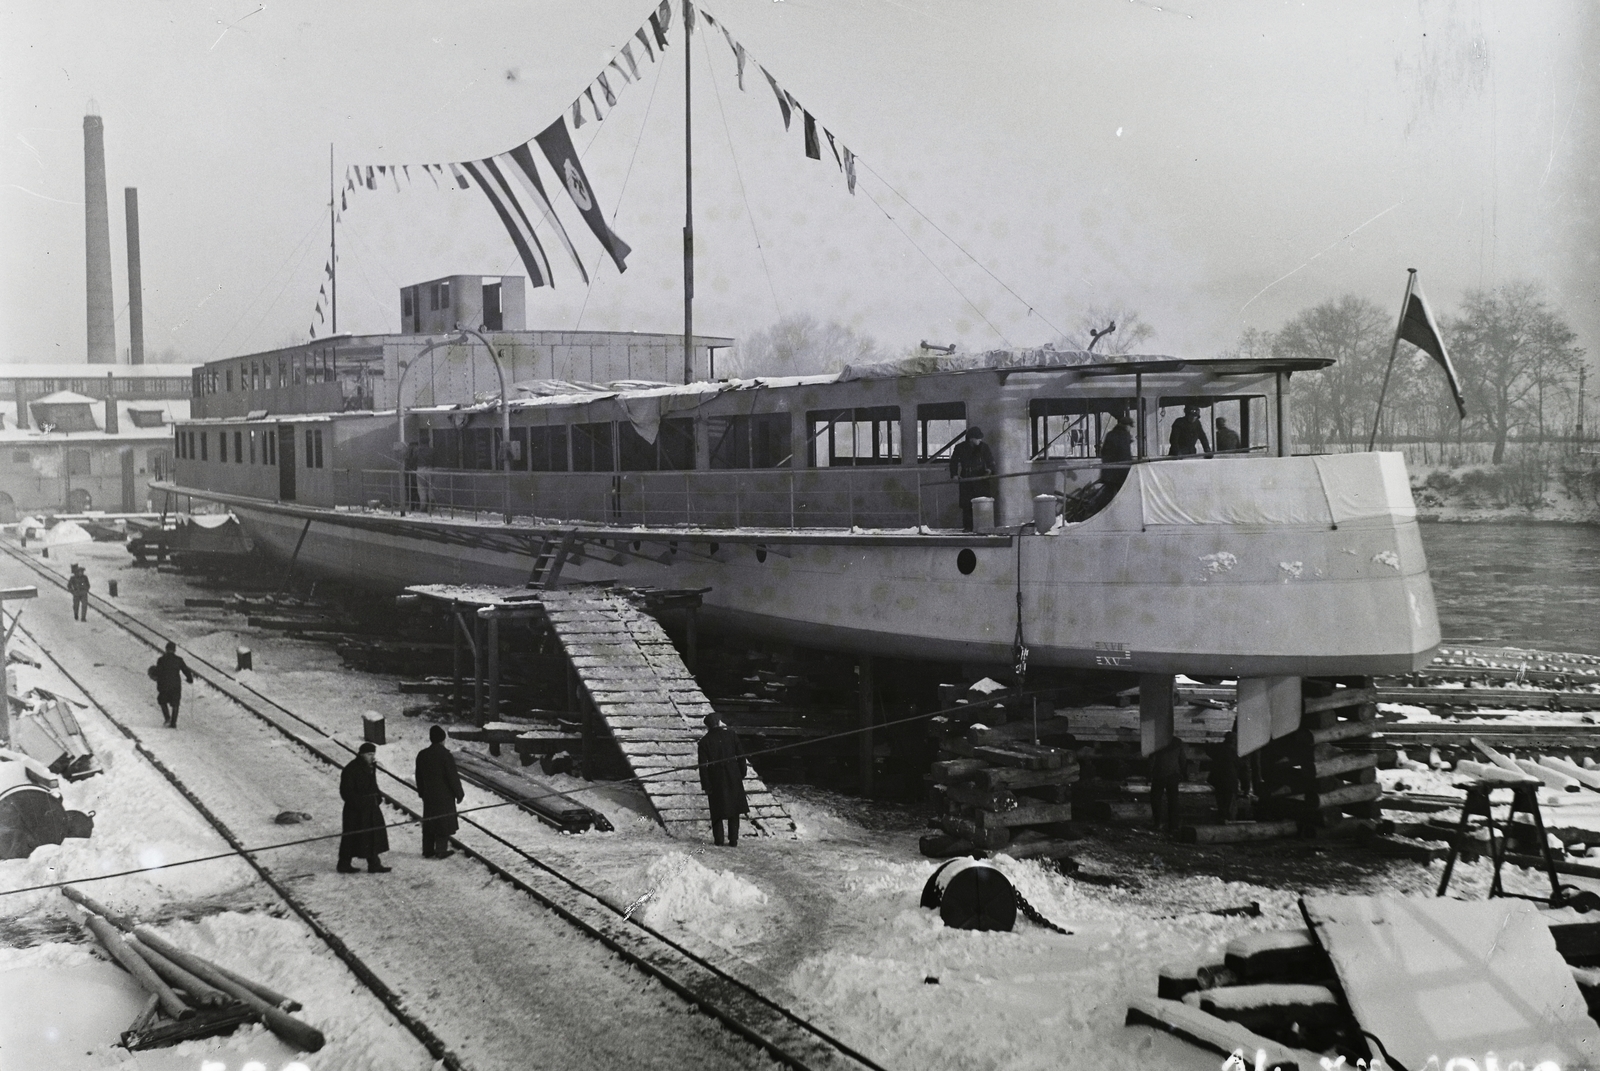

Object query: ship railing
[332,466,965,530]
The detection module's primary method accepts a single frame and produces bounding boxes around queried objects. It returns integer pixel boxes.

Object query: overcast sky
[2,0,1595,372]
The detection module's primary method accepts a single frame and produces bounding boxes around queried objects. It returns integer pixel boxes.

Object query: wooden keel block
[1124,995,1321,1071]
[1222,929,1326,983]
[1180,820,1301,845]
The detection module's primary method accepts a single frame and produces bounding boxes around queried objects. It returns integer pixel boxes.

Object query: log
[1308,781,1382,812]
[84,915,193,1021]
[937,815,1010,850]
[979,802,1073,829]
[945,782,1019,812]
[126,937,230,1007]
[1307,719,1378,746]
[132,926,325,1053]
[1514,757,1580,792]
[1472,737,1526,774]
[930,758,988,784]
[1311,750,1378,781]
[1454,759,1541,785]
[62,885,134,928]
[1179,820,1300,845]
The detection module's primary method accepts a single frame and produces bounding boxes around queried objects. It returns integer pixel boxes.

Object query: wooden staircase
[538,588,794,839]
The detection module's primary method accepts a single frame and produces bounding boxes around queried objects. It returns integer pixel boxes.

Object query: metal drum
[920,857,1016,932]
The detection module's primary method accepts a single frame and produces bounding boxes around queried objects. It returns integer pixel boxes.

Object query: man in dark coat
[338,742,391,873]
[1147,735,1189,835]
[1214,417,1242,454]
[1098,414,1135,498]
[1168,404,1212,457]
[697,714,749,846]
[414,725,464,859]
[948,427,998,531]
[148,641,195,727]
[67,565,90,621]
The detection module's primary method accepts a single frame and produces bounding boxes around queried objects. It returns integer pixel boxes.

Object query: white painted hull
[206,452,1440,678]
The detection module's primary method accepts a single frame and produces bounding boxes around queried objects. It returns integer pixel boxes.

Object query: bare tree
[1450,281,1584,464]
[726,314,879,378]
[1057,304,1156,353]
[1271,296,1390,449]
[1215,326,1275,361]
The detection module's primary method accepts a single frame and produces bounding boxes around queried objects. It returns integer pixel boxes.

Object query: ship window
[402,291,413,318]
[708,413,791,469]
[200,432,208,461]
[1156,395,1266,456]
[917,402,967,463]
[225,370,234,393]
[249,429,257,464]
[266,429,277,465]
[219,433,228,463]
[279,359,288,389]
[526,426,568,472]
[304,428,324,468]
[460,427,496,470]
[234,430,244,463]
[1029,398,1132,461]
[571,422,614,472]
[293,355,304,385]
[618,417,695,471]
[806,407,900,467]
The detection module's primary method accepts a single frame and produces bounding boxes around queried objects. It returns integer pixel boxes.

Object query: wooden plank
[1312,751,1379,780]
[1124,995,1322,1070]
[1308,720,1379,746]
[981,802,1072,828]
[1301,895,1600,1069]
[1180,820,1300,844]
[1309,781,1381,812]
[1302,687,1378,715]
[974,764,1081,790]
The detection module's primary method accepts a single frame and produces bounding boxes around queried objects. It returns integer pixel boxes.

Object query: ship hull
[206,451,1440,678]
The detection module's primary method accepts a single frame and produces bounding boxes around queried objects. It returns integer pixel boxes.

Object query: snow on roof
[30,390,98,406]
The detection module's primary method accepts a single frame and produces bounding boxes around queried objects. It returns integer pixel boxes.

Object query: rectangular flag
[619,43,640,80]
[649,10,669,51]
[597,71,617,107]
[634,26,655,61]
[504,144,590,285]
[803,111,821,159]
[535,116,632,273]
[572,98,586,129]
[460,159,552,289]
[1397,272,1467,417]
[824,129,842,169]
[843,146,857,194]
[447,163,471,189]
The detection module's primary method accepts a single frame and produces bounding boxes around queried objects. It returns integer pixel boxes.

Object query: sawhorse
[1437,779,1565,905]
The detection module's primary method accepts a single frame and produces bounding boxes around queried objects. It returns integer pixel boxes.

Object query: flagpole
[329,143,338,334]
[682,0,694,385]
[1367,268,1416,452]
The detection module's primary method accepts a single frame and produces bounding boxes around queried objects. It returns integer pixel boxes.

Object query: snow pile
[41,521,92,547]
[629,850,769,949]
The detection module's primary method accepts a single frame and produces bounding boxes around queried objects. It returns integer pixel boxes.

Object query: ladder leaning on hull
[539,588,794,839]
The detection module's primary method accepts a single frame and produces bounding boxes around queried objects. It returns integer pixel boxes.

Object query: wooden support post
[472,613,486,726]
[486,611,501,723]
[451,604,463,721]
[684,604,698,674]
[1139,673,1176,757]
[277,518,312,595]
[859,655,875,798]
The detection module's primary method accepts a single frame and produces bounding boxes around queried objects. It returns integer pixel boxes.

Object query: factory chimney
[125,188,144,365]
[83,102,116,364]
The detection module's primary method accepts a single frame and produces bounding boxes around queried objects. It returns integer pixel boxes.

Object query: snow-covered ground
[5,539,1583,1070]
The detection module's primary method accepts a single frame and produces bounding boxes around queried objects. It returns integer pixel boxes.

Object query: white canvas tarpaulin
[1138,453,1412,528]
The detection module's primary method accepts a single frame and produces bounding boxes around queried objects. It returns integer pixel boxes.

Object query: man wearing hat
[338,742,391,873]
[414,725,464,859]
[1168,404,1212,458]
[697,714,749,846]
[948,426,997,531]
[1098,412,1135,498]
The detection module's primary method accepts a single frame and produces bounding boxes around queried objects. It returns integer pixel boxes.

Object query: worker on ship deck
[949,427,997,531]
[1097,413,1135,500]
[1168,404,1212,458]
[1214,417,1242,455]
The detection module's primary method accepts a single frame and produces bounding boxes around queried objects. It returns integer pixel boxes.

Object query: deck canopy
[839,348,1333,381]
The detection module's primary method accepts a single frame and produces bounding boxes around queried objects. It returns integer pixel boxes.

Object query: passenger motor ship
[159,306,1440,682]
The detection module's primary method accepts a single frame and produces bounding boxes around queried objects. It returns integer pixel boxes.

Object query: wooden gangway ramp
[539,589,794,839]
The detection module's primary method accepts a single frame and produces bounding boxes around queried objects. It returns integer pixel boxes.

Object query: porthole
[956,549,977,575]
[755,545,768,564]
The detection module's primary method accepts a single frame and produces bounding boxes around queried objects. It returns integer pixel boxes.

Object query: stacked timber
[1255,681,1381,827]
[923,713,1078,858]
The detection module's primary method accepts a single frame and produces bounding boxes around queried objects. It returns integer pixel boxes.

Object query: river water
[1420,522,1600,654]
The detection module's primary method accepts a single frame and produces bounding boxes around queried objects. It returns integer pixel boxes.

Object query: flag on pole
[504,144,590,285]
[685,0,695,34]
[1396,271,1467,417]
[460,159,553,289]
[534,116,632,273]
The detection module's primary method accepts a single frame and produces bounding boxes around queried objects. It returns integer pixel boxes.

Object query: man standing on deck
[1168,404,1212,457]
[698,714,749,847]
[1214,417,1242,455]
[338,742,391,873]
[414,725,464,859]
[949,427,997,531]
[67,565,90,621]
[148,641,195,727]
[1098,414,1135,499]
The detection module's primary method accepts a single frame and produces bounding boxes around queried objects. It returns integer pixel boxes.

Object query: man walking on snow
[697,714,750,846]
[148,641,195,727]
[414,725,464,859]
[338,742,391,873]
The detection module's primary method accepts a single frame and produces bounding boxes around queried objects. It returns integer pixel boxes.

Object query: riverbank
[1410,458,1600,525]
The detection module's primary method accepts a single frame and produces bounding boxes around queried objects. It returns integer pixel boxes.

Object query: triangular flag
[702,9,715,26]
[365,166,376,190]
[724,30,746,91]
[608,57,633,86]
[324,260,331,278]
[1397,272,1467,418]
[762,68,792,130]
[649,9,669,51]
[597,71,617,107]
[340,190,347,211]
[390,168,402,192]
[572,98,586,129]
[803,111,821,159]
[315,304,325,322]
[585,86,603,121]
[318,282,326,298]
[425,165,440,190]
[825,129,843,169]
[620,42,640,80]
[843,146,857,194]
[310,324,317,339]
[402,165,411,183]
[635,26,655,61]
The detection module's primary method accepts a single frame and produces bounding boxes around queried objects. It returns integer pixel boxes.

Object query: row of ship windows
[192,354,339,395]
[171,397,1265,473]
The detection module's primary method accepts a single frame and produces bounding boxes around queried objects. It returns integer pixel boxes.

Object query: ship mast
[329,143,338,334]
[681,1,694,384]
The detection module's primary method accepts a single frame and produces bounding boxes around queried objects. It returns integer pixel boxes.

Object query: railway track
[1,539,885,1071]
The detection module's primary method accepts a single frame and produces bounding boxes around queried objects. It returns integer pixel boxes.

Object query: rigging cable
[858,183,1012,347]
[573,29,669,331]
[857,159,1065,339]
[203,208,325,361]
[699,17,783,324]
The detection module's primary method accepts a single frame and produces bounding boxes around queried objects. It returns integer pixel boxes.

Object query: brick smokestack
[125,188,144,364]
[84,104,116,364]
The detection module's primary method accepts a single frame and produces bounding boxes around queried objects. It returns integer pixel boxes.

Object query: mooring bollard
[362,711,386,746]
[236,646,252,672]
[107,580,118,598]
